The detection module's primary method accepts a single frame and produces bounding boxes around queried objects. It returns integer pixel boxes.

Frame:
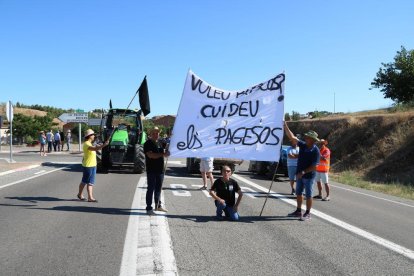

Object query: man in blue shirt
[284,121,320,221]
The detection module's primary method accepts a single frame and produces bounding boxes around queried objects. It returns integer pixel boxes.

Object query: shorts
[295,177,315,199]
[200,159,214,172]
[82,166,96,185]
[287,166,297,181]
[315,172,329,184]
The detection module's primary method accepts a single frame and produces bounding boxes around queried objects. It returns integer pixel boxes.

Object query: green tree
[291,111,301,121]
[371,46,414,104]
[284,112,291,121]
[10,114,55,143]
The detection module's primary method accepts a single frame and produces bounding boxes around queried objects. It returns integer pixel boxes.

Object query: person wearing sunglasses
[209,165,243,221]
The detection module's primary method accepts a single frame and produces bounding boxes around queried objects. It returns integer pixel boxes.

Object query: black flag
[109,99,113,109]
[138,76,150,116]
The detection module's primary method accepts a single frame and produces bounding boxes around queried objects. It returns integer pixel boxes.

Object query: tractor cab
[98,108,146,173]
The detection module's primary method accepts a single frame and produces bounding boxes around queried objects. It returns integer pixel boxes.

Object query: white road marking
[0,164,40,176]
[165,175,200,180]
[34,170,46,175]
[170,184,191,197]
[240,187,261,198]
[232,173,414,261]
[191,184,212,197]
[331,183,414,208]
[0,166,71,190]
[120,177,178,276]
[167,160,184,165]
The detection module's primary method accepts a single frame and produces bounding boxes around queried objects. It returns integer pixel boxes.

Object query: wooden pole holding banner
[156,143,169,209]
[259,162,280,216]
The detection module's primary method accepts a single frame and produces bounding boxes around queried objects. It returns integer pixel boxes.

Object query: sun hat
[151,126,161,133]
[303,130,320,142]
[84,129,96,138]
[319,139,328,145]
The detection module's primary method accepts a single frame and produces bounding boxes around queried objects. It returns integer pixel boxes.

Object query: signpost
[0,115,3,152]
[58,112,89,152]
[6,101,14,163]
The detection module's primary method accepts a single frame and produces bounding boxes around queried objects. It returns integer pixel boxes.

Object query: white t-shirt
[287,146,299,167]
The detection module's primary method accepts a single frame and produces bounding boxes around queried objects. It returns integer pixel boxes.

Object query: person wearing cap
[144,126,170,215]
[39,131,47,156]
[284,122,320,221]
[65,130,72,151]
[314,139,331,201]
[77,129,109,202]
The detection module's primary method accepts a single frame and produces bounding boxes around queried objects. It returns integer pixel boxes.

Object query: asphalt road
[0,151,413,275]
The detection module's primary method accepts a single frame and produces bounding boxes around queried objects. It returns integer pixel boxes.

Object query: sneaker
[291,188,296,195]
[301,212,311,221]
[147,209,155,216]
[155,207,168,212]
[288,210,302,217]
[322,196,330,201]
[313,195,322,199]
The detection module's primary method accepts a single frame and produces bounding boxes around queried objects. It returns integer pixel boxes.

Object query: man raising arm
[284,121,320,221]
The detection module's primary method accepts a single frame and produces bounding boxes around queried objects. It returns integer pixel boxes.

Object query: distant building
[152,115,176,128]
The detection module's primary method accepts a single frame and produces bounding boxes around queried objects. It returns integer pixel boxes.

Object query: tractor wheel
[97,147,111,173]
[133,144,145,174]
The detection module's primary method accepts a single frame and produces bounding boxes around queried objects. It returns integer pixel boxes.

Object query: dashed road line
[0,165,72,190]
[120,177,178,276]
[34,170,46,175]
[232,173,414,261]
[0,164,40,176]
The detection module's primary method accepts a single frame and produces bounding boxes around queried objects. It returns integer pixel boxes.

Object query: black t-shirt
[144,139,164,174]
[211,178,241,207]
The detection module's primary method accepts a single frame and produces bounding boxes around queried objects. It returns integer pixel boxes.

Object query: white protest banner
[169,70,285,161]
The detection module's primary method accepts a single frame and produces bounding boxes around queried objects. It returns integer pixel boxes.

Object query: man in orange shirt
[314,139,331,201]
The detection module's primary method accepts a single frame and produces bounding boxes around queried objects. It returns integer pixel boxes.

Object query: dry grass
[0,105,47,117]
[332,171,414,200]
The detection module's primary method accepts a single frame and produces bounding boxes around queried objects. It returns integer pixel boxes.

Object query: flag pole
[259,162,280,216]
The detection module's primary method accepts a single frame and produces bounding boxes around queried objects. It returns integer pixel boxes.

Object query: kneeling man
[209,165,243,221]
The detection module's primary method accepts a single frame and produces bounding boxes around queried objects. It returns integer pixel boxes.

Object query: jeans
[295,177,315,199]
[66,141,71,151]
[146,172,164,210]
[215,201,239,221]
[47,141,53,153]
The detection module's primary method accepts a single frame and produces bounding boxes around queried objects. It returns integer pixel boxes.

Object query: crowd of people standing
[39,129,72,155]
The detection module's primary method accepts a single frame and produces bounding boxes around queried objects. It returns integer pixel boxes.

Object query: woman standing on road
[39,131,47,157]
[200,157,214,189]
[77,129,109,202]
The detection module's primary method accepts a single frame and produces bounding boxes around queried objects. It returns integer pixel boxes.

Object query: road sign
[76,109,85,113]
[88,118,104,126]
[58,113,89,123]
[6,101,13,122]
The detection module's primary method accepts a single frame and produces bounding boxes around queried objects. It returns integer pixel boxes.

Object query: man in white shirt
[287,142,300,195]
[54,131,61,152]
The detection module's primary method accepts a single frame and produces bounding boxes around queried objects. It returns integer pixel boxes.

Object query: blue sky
[1,1,413,116]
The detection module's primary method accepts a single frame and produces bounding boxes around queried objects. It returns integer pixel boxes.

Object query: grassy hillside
[286,111,414,185]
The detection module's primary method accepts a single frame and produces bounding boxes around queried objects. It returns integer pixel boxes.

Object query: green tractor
[97,108,147,173]
[97,77,151,174]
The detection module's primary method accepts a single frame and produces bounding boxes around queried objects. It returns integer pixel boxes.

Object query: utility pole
[79,123,81,152]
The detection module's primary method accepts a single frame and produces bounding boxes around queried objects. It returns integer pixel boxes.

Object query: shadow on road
[30,206,142,215]
[165,214,297,223]
[5,196,80,203]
